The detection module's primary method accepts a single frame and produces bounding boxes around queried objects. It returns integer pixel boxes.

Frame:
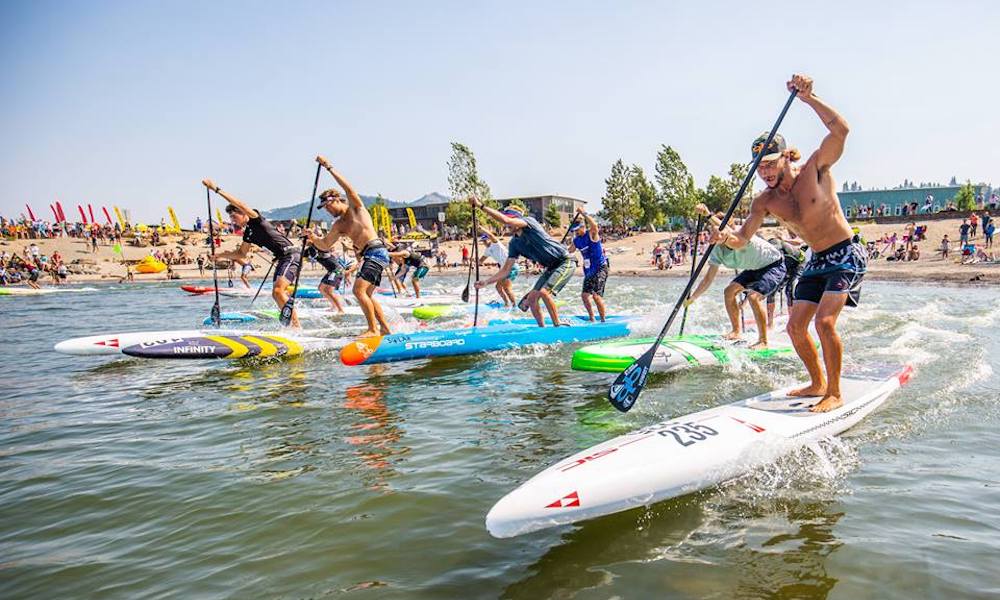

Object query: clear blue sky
[2,0,998,224]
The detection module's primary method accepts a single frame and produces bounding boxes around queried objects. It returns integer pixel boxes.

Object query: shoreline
[3,212,997,288]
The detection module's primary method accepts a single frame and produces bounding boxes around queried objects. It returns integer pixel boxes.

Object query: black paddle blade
[279,298,295,327]
[461,285,470,303]
[608,348,654,412]
[209,303,221,329]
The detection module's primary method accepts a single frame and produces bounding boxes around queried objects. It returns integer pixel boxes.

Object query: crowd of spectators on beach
[0,244,70,287]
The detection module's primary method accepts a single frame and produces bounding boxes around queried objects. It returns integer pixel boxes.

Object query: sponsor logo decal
[403,338,465,351]
[96,338,120,347]
[546,491,580,508]
[138,338,185,349]
[730,416,766,433]
[172,346,217,354]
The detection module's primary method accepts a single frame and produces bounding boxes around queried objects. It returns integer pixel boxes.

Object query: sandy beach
[2,214,995,287]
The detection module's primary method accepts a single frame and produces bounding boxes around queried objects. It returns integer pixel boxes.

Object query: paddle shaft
[472,204,480,327]
[679,215,703,335]
[280,163,321,326]
[249,258,276,306]
[206,188,221,328]
[609,87,798,411]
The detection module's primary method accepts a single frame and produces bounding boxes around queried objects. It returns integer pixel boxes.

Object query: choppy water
[1,277,998,599]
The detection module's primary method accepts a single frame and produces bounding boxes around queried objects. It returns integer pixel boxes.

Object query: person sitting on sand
[686,204,785,350]
[304,155,393,337]
[907,244,920,262]
[472,198,573,327]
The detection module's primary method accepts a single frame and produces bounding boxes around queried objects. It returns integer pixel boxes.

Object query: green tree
[444,200,472,232]
[655,145,698,219]
[600,159,641,232]
[447,142,492,203]
[630,165,661,230]
[543,202,562,228]
[954,181,976,211]
[728,162,754,216]
[702,175,731,214]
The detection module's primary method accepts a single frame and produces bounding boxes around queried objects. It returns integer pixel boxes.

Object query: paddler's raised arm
[469,197,525,231]
[315,155,364,210]
[694,201,765,251]
[789,74,849,170]
[202,179,258,219]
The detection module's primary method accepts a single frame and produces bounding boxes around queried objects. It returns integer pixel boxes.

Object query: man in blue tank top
[567,207,609,322]
[471,198,573,327]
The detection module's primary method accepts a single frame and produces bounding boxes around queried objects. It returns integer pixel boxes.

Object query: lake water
[1,277,997,599]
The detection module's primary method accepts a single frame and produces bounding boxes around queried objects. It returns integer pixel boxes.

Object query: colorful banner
[112,243,122,255]
[55,201,66,222]
[25,204,36,221]
[215,208,224,228]
[88,204,95,224]
[78,205,88,224]
[167,206,181,232]
[113,206,127,229]
[50,204,58,222]
[406,207,417,229]
[102,206,113,224]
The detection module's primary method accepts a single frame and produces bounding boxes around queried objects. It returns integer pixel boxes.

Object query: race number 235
[658,422,718,447]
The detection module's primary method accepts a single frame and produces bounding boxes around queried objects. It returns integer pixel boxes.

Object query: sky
[2,0,998,224]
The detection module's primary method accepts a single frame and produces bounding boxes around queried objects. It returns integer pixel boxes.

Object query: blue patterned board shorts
[793,239,867,307]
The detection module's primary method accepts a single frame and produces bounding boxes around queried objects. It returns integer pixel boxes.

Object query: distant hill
[263,192,450,221]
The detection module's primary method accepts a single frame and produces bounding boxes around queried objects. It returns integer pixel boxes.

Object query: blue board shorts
[794,238,867,306]
[733,258,785,298]
[507,263,520,282]
[532,257,574,296]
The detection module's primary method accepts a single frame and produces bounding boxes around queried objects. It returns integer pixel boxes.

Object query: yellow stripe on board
[241,335,279,357]
[261,335,304,356]
[205,335,250,358]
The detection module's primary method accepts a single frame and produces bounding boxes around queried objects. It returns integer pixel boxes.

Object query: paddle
[471,204,481,326]
[249,258,275,307]
[205,188,221,328]
[608,87,798,412]
[678,215,703,336]
[516,212,583,312]
[280,163,322,327]
[461,202,478,303]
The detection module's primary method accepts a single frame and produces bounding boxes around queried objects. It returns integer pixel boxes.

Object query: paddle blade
[210,304,221,329]
[608,347,654,412]
[279,298,295,327]
[461,285,470,303]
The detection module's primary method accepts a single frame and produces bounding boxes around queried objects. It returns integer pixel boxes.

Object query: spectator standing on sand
[940,235,951,258]
[970,213,979,238]
[959,219,970,246]
[461,245,469,267]
[985,221,995,249]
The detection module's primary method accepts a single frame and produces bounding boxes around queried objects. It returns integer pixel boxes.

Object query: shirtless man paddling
[305,155,392,337]
[714,74,866,412]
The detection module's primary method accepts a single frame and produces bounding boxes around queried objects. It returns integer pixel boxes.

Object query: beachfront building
[840,184,993,219]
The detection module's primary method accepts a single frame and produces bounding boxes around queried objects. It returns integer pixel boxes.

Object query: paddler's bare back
[757,154,853,253]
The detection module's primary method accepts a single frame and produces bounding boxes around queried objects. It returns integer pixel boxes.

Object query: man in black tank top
[202,178,302,328]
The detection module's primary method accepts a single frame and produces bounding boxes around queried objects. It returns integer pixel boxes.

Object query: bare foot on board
[723,330,741,341]
[789,383,826,397]
[810,395,844,413]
